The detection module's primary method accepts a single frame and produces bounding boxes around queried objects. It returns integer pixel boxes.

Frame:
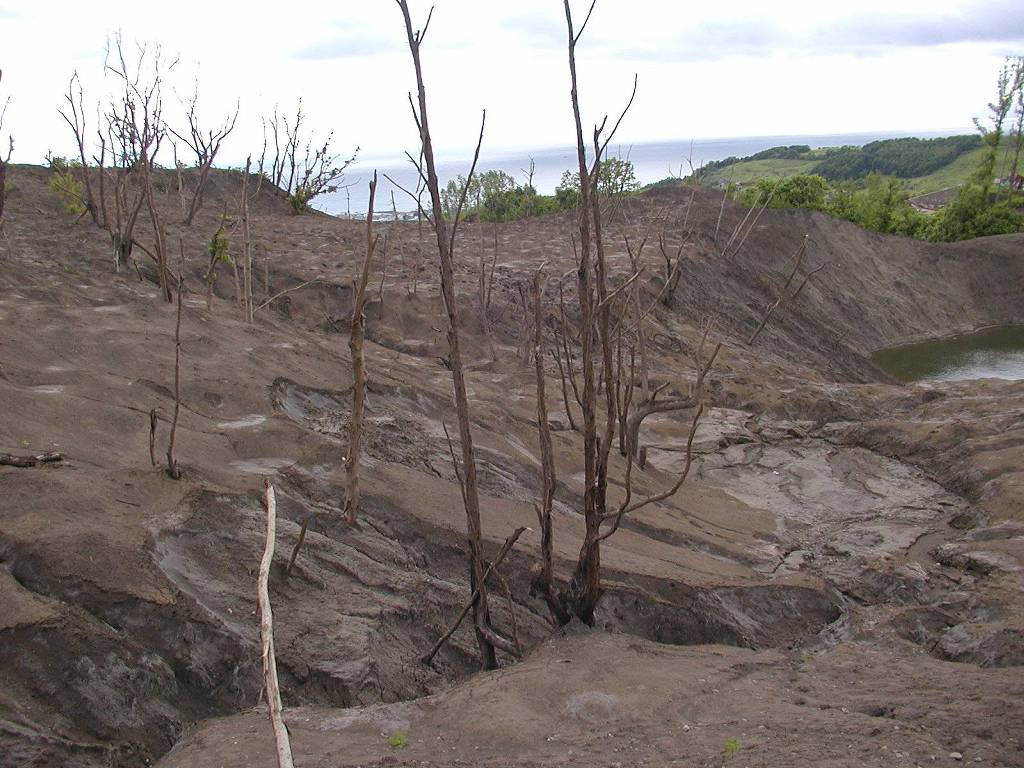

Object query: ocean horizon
[320,128,974,217]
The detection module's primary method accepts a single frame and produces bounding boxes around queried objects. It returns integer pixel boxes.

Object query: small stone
[949,753,963,761]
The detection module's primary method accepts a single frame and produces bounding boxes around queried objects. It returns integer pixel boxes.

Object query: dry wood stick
[258,480,294,768]
[254,278,323,312]
[0,451,63,468]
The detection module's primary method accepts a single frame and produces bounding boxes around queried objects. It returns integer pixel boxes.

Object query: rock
[949,751,963,761]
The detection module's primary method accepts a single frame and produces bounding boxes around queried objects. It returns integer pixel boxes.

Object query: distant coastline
[325,129,974,216]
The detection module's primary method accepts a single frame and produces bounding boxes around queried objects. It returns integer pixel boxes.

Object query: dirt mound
[1,166,1023,767]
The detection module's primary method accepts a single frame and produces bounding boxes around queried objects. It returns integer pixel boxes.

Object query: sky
[0,0,1022,168]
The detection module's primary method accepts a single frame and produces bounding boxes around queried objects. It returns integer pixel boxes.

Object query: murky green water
[871,326,1024,383]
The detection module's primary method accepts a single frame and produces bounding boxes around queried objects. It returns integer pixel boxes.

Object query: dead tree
[240,156,254,323]
[262,100,358,213]
[657,233,685,308]
[522,0,713,628]
[166,246,184,479]
[554,0,636,625]
[170,83,238,225]
[624,235,649,400]
[530,266,570,625]
[0,70,11,229]
[478,249,498,361]
[397,0,517,670]
[344,172,380,524]
[258,481,295,768]
[102,34,175,287]
[57,73,104,228]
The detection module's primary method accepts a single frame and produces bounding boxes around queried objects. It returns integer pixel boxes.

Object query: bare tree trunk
[258,481,295,768]
[478,251,497,361]
[344,172,380,525]
[563,0,601,625]
[398,0,515,669]
[241,157,254,324]
[141,160,171,303]
[531,266,569,625]
[550,343,578,431]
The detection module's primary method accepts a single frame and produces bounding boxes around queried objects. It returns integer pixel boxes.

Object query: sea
[319,129,972,217]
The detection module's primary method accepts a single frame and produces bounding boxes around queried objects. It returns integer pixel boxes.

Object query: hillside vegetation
[692,135,1019,195]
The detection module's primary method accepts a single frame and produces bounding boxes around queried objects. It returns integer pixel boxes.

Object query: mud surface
[1,167,1023,767]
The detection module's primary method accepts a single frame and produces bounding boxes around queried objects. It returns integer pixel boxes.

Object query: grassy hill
[696,136,1019,197]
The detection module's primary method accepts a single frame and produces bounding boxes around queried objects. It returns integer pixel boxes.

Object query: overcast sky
[1,0,1022,167]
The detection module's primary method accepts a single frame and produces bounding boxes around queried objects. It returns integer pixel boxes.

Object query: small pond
[871,325,1024,383]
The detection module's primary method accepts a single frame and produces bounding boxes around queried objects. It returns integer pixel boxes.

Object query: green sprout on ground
[387,731,408,749]
[724,737,742,756]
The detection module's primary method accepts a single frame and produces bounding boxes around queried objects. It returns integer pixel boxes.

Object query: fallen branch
[420,525,527,666]
[258,480,294,768]
[0,451,63,468]
[254,278,323,312]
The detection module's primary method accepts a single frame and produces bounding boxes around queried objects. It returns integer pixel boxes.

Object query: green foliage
[208,222,232,266]
[441,169,519,219]
[698,145,812,178]
[738,174,828,210]
[813,135,982,181]
[844,172,920,234]
[724,738,742,756]
[387,731,408,749]
[923,183,1024,241]
[46,155,86,215]
[730,167,1021,242]
[554,173,581,210]
[643,176,685,191]
[289,186,312,214]
[559,157,641,199]
[435,157,641,223]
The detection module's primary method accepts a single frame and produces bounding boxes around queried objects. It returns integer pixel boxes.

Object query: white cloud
[0,0,1017,168]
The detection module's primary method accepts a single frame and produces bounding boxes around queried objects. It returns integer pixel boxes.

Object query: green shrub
[47,155,86,215]
[739,174,828,210]
[387,731,408,749]
[289,186,312,214]
[558,157,640,200]
[208,221,232,265]
[923,183,1024,241]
